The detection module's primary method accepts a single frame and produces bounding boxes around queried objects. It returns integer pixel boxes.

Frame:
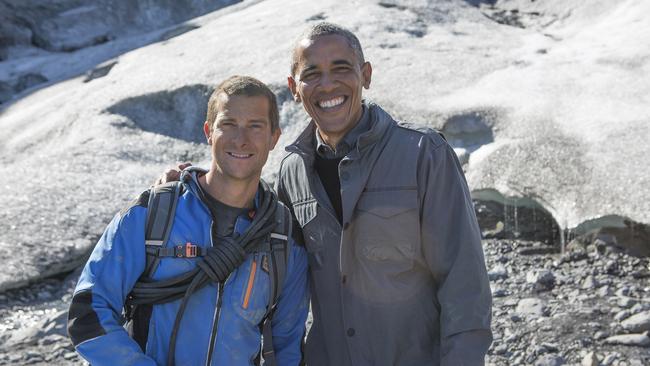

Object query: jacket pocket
[353,189,419,271]
[231,253,270,325]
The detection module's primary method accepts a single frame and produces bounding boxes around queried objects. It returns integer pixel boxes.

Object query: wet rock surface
[486,239,650,365]
[0,270,82,365]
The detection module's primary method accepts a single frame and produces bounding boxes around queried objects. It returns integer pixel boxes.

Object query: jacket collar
[180,167,262,210]
[286,102,394,159]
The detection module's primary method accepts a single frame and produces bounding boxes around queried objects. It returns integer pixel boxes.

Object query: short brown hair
[206,75,280,132]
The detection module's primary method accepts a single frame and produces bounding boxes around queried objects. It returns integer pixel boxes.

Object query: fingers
[153,162,193,187]
[178,162,192,170]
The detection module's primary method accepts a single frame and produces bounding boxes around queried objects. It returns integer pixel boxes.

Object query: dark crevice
[474,195,561,245]
[159,24,201,42]
[306,12,327,22]
[105,84,213,144]
[83,61,118,83]
[441,110,495,151]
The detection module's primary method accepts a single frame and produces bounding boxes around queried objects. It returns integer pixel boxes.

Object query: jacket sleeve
[67,207,157,366]
[418,136,493,365]
[275,166,305,246]
[269,239,310,365]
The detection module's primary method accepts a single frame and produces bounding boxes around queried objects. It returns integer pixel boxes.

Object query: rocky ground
[1,239,648,365]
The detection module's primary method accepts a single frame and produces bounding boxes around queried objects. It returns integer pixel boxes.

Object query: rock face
[1,0,648,293]
[0,0,239,103]
[0,1,649,362]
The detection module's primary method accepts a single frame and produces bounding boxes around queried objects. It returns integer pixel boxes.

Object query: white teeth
[318,96,344,109]
[228,152,252,158]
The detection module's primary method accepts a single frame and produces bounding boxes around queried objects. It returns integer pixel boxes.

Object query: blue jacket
[68,173,309,365]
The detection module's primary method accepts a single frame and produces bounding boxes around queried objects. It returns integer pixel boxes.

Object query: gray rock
[602,352,621,366]
[621,311,650,333]
[618,297,636,308]
[526,269,556,291]
[516,298,549,318]
[582,275,598,290]
[489,264,509,281]
[604,332,650,347]
[534,354,565,366]
[581,352,599,366]
[614,309,632,321]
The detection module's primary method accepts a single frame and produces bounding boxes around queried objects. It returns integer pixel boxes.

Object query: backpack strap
[260,201,292,366]
[142,181,183,277]
[125,181,182,351]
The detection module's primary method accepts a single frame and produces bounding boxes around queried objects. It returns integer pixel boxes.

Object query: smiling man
[274,23,493,365]
[68,76,309,366]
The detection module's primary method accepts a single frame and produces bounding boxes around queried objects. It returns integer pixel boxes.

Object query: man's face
[288,34,372,143]
[203,94,280,184]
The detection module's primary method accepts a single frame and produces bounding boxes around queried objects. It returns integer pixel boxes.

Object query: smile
[227,152,253,159]
[318,96,345,109]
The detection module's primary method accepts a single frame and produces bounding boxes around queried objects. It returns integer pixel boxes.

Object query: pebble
[614,309,631,321]
[617,297,636,308]
[602,352,620,366]
[492,287,509,297]
[534,354,565,366]
[604,332,650,347]
[620,311,650,333]
[581,351,598,366]
[63,351,78,360]
[582,275,598,289]
[489,264,509,281]
[516,298,548,318]
[594,330,609,340]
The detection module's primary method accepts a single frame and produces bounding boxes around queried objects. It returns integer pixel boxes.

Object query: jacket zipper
[242,254,258,309]
[205,220,220,366]
[205,281,225,366]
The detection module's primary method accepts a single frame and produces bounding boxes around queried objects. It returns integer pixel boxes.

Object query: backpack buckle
[185,243,198,258]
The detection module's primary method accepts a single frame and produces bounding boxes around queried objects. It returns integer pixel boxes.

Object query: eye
[301,72,319,81]
[217,120,235,129]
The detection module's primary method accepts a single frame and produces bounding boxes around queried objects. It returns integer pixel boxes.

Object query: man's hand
[152,162,192,186]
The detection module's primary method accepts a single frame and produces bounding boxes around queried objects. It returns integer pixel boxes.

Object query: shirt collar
[315,104,371,159]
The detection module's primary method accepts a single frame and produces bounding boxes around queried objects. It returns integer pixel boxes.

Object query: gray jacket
[276,104,492,366]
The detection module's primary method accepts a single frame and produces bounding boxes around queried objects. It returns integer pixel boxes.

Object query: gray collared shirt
[315,104,371,159]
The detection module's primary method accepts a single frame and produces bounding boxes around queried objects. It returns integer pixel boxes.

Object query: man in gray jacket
[160,22,492,366]
[276,22,493,365]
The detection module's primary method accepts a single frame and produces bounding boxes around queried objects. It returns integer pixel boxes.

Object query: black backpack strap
[126,181,182,351]
[260,202,292,366]
[143,181,183,277]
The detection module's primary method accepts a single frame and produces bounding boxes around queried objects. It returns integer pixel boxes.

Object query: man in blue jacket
[67,75,309,366]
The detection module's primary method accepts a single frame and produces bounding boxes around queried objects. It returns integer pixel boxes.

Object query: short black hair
[206,75,280,132]
[290,22,365,77]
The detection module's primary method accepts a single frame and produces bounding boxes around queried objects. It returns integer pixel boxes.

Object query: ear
[270,127,281,150]
[287,76,301,103]
[361,62,372,89]
[203,120,212,144]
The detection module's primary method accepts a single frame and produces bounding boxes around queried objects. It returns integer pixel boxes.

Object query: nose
[319,71,337,91]
[232,126,250,146]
